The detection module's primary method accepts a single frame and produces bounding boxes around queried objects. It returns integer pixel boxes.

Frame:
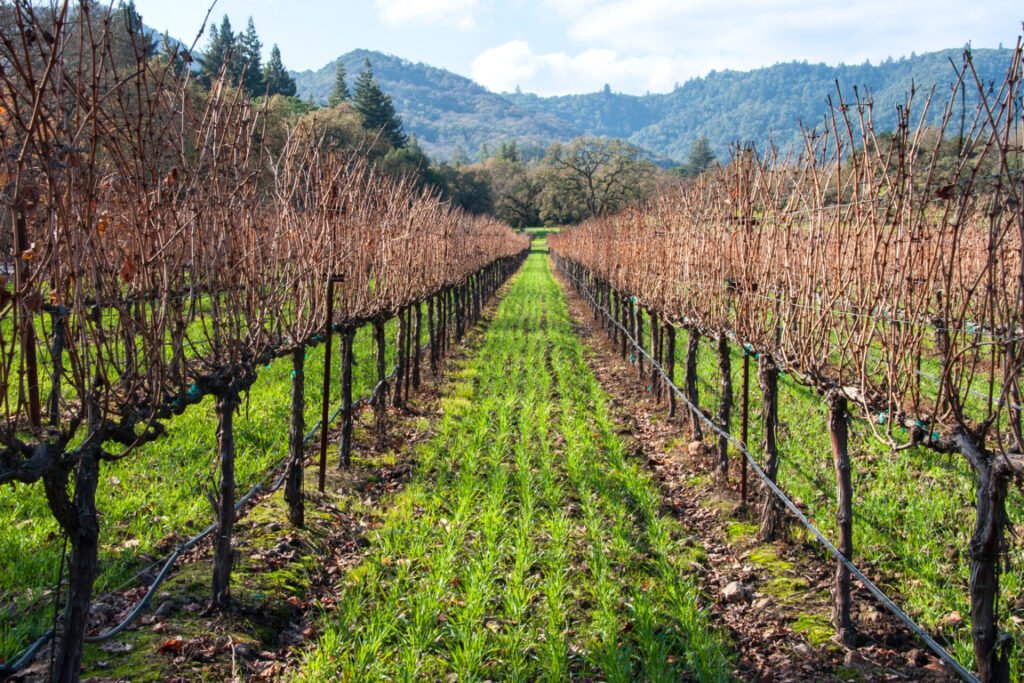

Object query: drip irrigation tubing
[0,332,433,677]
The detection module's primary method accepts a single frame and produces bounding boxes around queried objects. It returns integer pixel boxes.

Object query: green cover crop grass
[298,252,731,682]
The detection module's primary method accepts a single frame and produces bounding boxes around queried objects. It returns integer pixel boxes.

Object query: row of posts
[559,255,861,657]
[561,252,1020,682]
[284,252,527,528]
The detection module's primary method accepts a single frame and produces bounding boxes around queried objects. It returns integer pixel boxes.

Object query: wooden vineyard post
[14,209,42,430]
[319,276,340,492]
[658,323,668,403]
[758,353,781,540]
[403,306,413,400]
[650,310,660,399]
[428,296,438,376]
[611,290,620,345]
[667,325,677,419]
[685,327,703,441]
[339,328,355,469]
[740,349,750,509]
[212,387,241,609]
[620,294,629,360]
[636,302,644,380]
[285,347,305,527]
[393,308,407,409]
[373,318,388,439]
[438,290,447,359]
[455,285,465,341]
[47,307,67,425]
[413,302,423,390]
[717,334,732,480]
[828,391,854,647]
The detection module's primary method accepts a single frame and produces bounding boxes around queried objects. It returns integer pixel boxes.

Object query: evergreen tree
[352,59,406,148]
[685,136,717,176]
[328,60,350,107]
[237,18,264,95]
[110,1,157,66]
[160,31,187,76]
[262,44,296,97]
[450,144,469,167]
[498,140,520,163]
[200,15,236,84]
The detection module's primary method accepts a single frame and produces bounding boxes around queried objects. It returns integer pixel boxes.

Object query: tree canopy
[328,60,351,107]
[199,16,295,96]
[539,138,655,223]
[263,44,297,97]
[353,59,407,149]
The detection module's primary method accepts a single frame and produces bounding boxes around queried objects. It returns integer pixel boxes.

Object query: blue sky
[132,0,1022,96]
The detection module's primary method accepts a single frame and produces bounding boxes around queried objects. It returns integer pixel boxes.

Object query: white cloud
[474,0,1023,95]
[561,0,1020,66]
[374,0,479,30]
[540,0,602,18]
[471,40,699,95]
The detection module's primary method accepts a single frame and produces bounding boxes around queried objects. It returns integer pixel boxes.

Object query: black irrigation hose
[0,327,438,676]
[555,256,979,683]
[12,250,530,659]
[2,258,523,677]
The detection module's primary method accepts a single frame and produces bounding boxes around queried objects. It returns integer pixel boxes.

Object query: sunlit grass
[298,252,731,681]
[0,315,405,660]
[616,307,1024,676]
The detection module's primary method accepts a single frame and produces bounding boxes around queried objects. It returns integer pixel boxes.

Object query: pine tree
[262,44,296,97]
[686,137,716,176]
[200,15,236,85]
[110,1,157,66]
[237,18,264,95]
[161,31,187,76]
[352,59,406,148]
[328,60,350,107]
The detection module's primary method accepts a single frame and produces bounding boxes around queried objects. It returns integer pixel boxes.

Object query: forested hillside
[293,47,1014,162]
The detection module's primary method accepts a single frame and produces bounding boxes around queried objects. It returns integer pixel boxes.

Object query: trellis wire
[557,256,979,683]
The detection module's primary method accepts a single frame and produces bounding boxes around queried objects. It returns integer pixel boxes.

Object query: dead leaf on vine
[98,213,109,235]
[120,252,137,283]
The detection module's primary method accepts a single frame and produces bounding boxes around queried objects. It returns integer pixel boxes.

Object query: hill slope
[292,48,1015,163]
[291,50,577,161]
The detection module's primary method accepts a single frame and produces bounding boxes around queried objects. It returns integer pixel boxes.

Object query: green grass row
[297,252,732,682]
[0,315,406,661]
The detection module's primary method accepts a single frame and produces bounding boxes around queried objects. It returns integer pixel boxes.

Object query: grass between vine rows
[643,315,1024,676]
[0,318,400,661]
[297,250,732,682]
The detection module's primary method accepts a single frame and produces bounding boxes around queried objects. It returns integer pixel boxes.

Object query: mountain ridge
[291,47,1016,164]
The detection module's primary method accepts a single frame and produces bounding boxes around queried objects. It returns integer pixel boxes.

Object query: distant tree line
[198,15,296,97]
[135,4,716,226]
